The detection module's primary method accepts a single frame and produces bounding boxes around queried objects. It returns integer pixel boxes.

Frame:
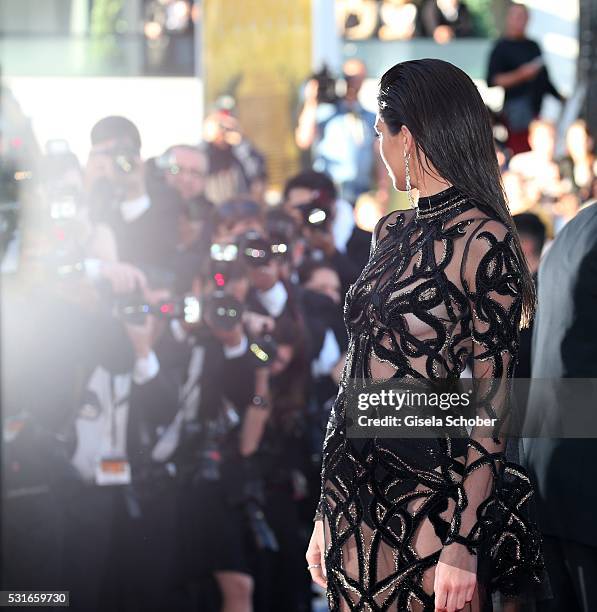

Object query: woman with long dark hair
[306,59,549,611]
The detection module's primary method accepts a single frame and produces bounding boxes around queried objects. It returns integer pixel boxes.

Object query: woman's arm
[441,218,522,563]
[313,214,390,521]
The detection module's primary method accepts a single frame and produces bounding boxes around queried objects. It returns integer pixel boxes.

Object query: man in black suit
[84,116,180,272]
[523,201,597,611]
[282,170,371,298]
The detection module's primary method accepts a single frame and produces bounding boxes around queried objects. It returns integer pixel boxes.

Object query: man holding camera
[151,144,214,256]
[1,207,177,611]
[283,170,370,298]
[295,59,387,205]
[84,116,179,271]
[134,237,277,612]
[210,222,315,612]
[202,109,268,206]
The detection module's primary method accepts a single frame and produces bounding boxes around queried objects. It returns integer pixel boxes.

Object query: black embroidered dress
[314,186,548,611]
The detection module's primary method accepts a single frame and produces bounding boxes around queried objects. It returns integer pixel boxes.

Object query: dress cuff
[222,334,248,359]
[83,258,103,281]
[133,350,160,385]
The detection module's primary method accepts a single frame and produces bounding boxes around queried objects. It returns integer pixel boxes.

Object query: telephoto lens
[239,230,273,267]
[297,189,333,231]
[203,290,245,331]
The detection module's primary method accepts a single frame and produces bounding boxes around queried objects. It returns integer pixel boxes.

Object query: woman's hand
[306,520,327,590]
[434,544,477,612]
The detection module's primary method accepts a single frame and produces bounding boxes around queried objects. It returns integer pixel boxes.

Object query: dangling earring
[404,152,416,209]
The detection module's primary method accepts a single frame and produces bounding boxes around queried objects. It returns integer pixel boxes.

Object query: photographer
[175,252,277,612]
[297,259,347,450]
[282,170,370,297]
[295,59,388,204]
[150,144,215,256]
[202,107,267,206]
[207,205,315,610]
[252,315,313,612]
[227,230,313,612]
[0,197,149,609]
[60,294,179,612]
[264,208,302,285]
[83,116,179,270]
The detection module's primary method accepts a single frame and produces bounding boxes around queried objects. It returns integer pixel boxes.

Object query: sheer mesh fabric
[314,187,547,611]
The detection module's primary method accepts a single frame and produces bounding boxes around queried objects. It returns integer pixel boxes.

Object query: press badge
[4,416,26,443]
[95,457,132,486]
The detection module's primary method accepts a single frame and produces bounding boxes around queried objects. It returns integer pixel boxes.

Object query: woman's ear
[400,125,414,156]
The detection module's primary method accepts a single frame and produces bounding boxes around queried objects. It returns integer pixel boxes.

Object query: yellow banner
[203,0,312,191]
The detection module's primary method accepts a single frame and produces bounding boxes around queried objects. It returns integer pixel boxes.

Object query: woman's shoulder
[372,208,408,244]
[376,207,416,229]
[457,204,513,242]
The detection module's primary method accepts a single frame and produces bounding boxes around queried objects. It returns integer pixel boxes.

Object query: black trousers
[1,488,64,593]
[60,476,186,612]
[254,481,312,612]
[533,535,597,612]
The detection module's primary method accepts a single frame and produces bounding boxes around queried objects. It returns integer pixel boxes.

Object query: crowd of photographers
[2,47,597,611]
[1,107,373,612]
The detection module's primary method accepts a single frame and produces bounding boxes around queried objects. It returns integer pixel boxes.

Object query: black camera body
[297,190,333,231]
[107,144,139,177]
[210,231,289,277]
[248,331,278,368]
[312,65,341,105]
[118,289,244,331]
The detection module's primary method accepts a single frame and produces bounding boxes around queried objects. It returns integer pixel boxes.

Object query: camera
[240,230,289,266]
[87,143,140,222]
[183,401,241,484]
[203,290,244,331]
[296,190,333,231]
[107,144,139,176]
[225,456,279,552]
[240,231,273,267]
[48,185,79,223]
[210,232,289,281]
[118,294,200,325]
[245,496,279,552]
[118,289,244,331]
[209,241,242,285]
[249,331,278,367]
[311,65,345,105]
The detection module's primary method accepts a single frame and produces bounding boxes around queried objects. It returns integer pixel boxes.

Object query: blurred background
[1,1,596,612]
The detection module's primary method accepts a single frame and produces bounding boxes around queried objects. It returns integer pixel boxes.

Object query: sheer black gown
[314,186,548,611]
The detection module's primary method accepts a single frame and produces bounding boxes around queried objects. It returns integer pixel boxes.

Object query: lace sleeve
[369,212,392,258]
[313,214,390,522]
[440,217,522,567]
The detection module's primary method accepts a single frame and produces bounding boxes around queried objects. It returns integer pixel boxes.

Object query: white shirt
[311,328,342,378]
[256,281,288,318]
[120,194,151,223]
[70,366,131,482]
[332,198,356,254]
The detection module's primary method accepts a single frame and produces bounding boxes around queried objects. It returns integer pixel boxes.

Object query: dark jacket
[127,324,257,482]
[523,201,597,547]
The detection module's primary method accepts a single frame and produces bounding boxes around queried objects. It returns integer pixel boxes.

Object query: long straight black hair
[378,58,535,328]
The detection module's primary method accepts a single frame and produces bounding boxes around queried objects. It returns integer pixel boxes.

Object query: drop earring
[404,152,416,209]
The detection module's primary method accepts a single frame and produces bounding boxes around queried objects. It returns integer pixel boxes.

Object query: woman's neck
[416,177,453,199]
